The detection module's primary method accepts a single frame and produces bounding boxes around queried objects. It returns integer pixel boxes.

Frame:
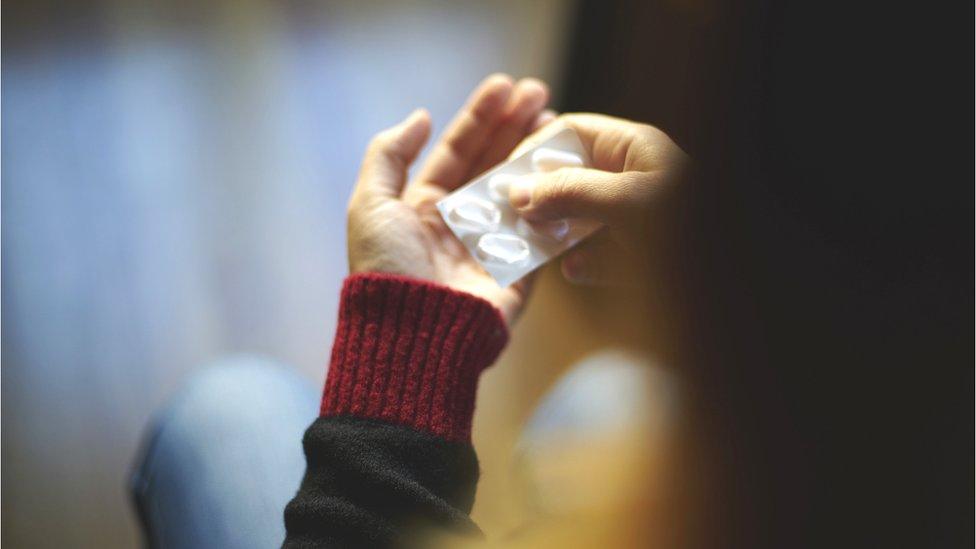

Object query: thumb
[508,167,650,224]
[357,109,431,200]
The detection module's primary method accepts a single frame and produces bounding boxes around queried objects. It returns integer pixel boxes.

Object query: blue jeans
[129,358,319,549]
[130,352,654,548]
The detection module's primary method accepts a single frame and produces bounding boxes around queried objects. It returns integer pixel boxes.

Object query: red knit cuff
[320,272,508,442]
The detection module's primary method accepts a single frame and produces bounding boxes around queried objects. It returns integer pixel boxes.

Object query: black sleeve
[283,417,481,548]
[282,273,508,548]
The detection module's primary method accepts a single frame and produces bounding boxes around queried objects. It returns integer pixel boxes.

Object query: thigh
[130,357,319,549]
[515,350,676,517]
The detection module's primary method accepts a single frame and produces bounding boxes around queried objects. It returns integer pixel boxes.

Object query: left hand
[346,74,554,324]
[505,113,691,287]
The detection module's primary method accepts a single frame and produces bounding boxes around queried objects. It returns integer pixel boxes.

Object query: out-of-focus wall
[1,2,574,546]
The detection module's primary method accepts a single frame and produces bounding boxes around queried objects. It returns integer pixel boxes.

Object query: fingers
[560,233,633,287]
[502,270,537,324]
[415,74,514,190]
[508,167,658,224]
[556,113,656,172]
[467,78,550,177]
[509,112,683,173]
[506,115,568,160]
[355,109,432,201]
[530,109,558,132]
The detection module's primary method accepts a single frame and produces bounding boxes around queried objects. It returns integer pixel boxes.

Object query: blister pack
[436,127,601,287]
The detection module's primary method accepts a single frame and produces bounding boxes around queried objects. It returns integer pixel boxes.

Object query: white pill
[487,173,520,202]
[477,233,530,265]
[448,198,501,232]
[531,147,584,172]
[515,217,570,241]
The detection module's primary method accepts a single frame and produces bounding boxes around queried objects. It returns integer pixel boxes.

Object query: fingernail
[562,252,586,283]
[509,176,534,208]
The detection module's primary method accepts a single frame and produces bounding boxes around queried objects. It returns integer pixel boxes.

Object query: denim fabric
[130,358,318,549]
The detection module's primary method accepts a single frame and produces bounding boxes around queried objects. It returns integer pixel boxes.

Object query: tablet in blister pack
[436,127,601,287]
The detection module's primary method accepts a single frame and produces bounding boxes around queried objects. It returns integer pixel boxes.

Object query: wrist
[321,272,508,442]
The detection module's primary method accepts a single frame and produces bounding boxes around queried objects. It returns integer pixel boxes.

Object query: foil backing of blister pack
[436,127,602,287]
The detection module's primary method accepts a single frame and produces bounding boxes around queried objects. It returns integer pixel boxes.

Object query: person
[281,82,690,546]
[130,74,689,548]
[130,49,970,546]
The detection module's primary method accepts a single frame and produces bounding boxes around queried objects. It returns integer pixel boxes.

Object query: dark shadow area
[559,0,971,546]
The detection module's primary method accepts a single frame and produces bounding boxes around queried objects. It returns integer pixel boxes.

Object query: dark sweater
[283,273,509,548]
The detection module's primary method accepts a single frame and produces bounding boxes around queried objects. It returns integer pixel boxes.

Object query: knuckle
[633,122,667,145]
[635,121,663,136]
[632,124,688,166]
[615,173,655,213]
[545,169,574,193]
[540,170,578,201]
[537,170,592,212]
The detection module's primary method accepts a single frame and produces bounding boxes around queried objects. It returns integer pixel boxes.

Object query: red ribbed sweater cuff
[320,272,508,442]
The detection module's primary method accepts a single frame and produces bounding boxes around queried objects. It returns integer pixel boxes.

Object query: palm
[406,185,527,321]
[350,75,550,323]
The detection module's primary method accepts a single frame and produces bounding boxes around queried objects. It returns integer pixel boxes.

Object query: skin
[347,79,690,322]
[347,74,551,323]
[346,86,694,545]
[507,114,690,287]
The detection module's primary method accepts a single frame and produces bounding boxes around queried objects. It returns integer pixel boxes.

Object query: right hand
[506,113,691,286]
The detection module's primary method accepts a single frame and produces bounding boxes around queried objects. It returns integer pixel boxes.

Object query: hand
[347,74,554,323]
[506,113,691,286]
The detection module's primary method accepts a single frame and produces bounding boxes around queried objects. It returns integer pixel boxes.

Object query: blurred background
[2,1,579,546]
[3,0,971,547]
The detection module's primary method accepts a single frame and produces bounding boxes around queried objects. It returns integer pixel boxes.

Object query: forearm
[283,273,507,548]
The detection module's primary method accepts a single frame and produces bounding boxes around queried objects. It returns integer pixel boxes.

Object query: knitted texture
[320,273,508,442]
